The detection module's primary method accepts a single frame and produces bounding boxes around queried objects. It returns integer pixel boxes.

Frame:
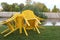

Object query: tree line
[1,1,60,12]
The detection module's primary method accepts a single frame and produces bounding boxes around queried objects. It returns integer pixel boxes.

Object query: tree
[12,3,20,12]
[1,2,20,12]
[43,5,49,12]
[1,2,9,11]
[52,5,59,12]
[19,3,24,12]
[33,2,49,12]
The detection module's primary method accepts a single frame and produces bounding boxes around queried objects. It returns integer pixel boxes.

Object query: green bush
[36,12,47,19]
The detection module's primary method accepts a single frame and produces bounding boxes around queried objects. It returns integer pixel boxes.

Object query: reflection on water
[0,18,60,26]
[43,22,53,26]
[55,22,60,26]
[43,22,60,26]
[0,18,9,21]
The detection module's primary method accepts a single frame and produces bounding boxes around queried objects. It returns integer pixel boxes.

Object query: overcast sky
[0,0,60,9]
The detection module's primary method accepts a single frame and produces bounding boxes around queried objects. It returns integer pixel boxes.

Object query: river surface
[0,18,9,21]
[43,22,60,26]
[0,18,60,26]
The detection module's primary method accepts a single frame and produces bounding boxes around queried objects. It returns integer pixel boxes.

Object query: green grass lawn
[0,26,60,40]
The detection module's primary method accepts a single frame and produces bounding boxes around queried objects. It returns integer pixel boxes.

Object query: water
[0,18,9,21]
[55,22,60,26]
[43,22,60,26]
[0,18,60,26]
[43,22,53,26]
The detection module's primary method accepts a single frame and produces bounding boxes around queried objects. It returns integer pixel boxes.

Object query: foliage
[33,2,49,12]
[19,3,24,12]
[1,2,20,12]
[52,5,59,12]
[1,2,10,11]
[37,12,47,19]
[1,1,60,12]
[0,26,60,40]
[1,2,49,12]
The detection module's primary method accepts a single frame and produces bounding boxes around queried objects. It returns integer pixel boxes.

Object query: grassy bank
[0,26,60,40]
